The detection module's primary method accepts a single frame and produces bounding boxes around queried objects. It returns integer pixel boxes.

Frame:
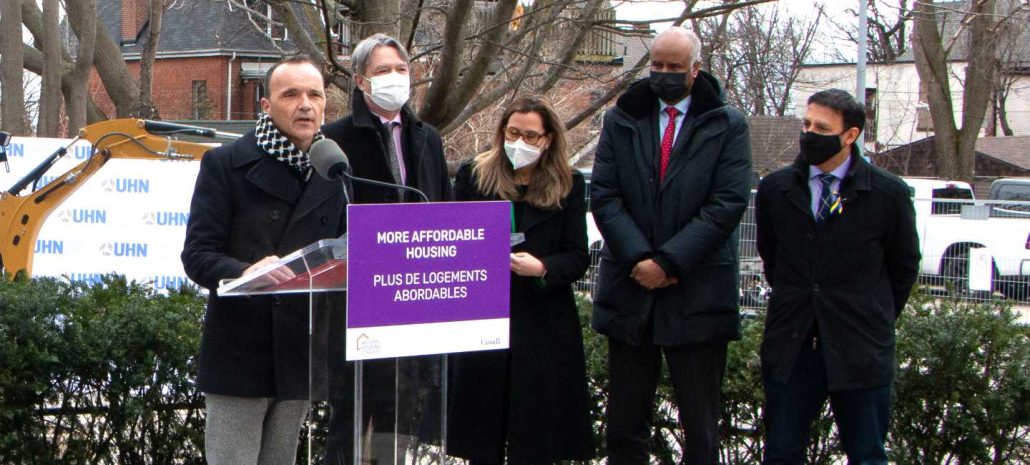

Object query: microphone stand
[337,168,432,465]
[340,172,429,203]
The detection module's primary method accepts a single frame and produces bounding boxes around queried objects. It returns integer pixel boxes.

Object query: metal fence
[576,193,1030,311]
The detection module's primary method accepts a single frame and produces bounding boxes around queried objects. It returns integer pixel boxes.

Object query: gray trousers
[205,393,311,465]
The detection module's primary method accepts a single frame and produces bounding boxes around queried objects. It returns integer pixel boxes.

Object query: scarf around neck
[254,112,323,173]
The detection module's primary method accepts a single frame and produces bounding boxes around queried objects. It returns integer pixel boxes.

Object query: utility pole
[856,0,868,159]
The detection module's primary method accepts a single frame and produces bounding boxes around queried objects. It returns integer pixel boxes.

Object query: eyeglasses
[503,127,546,145]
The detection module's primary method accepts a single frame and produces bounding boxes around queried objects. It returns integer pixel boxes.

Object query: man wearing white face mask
[322,33,452,465]
[323,33,452,205]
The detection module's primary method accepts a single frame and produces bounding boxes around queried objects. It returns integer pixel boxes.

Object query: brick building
[91,0,312,121]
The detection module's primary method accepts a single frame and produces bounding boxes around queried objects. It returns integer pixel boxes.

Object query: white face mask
[504,138,543,170]
[366,72,410,112]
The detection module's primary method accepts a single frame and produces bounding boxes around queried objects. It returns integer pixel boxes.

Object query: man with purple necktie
[755,89,921,464]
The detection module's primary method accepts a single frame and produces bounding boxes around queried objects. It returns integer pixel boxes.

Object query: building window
[192,80,211,120]
[332,15,352,55]
[864,88,878,142]
[254,82,265,118]
[267,4,288,41]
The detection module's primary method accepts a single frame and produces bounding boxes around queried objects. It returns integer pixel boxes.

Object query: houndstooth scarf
[255,112,323,173]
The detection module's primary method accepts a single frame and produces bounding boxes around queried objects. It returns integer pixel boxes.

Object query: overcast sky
[612,0,863,62]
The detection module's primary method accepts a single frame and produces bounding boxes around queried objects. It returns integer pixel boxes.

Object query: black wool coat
[590,72,753,346]
[322,89,453,204]
[181,131,349,400]
[755,154,921,391]
[321,90,452,410]
[447,161,594,464]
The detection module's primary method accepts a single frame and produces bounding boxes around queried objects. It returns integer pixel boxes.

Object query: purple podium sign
[346,201,510,360]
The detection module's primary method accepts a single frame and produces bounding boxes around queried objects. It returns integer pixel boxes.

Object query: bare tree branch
[21,43,105,122]
[418,0,475,123]
[443,0,520,125]
[593,0,777,28]
[535,0,608,93]
[564,52,648,130]
[404,0,426,54]
[318,0,350,77]
[269,0,349,90]
[64,0,139,117]
[135,0,166,119]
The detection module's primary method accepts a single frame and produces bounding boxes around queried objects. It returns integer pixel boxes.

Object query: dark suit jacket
[447,161,593,463]
[181,131,348,400]
[755,155,920,391]
[590,72,753,346]
[322,89,453,204]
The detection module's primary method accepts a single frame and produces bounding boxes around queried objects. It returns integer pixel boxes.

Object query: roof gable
[97,0,317,57]
[975,136,1030,170]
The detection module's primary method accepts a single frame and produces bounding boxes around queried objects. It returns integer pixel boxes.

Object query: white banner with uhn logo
[2,136,203,291]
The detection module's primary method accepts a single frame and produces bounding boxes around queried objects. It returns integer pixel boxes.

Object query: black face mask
[649,71,690,102]
[799,131,844,166]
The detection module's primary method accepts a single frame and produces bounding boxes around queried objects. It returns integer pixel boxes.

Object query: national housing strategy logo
[355,333,382,355]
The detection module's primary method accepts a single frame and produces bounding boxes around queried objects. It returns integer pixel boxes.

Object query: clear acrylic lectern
[216,235,449,465]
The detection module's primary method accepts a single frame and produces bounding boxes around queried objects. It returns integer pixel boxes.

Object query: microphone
[309,138,350,180]
[308,138,429,203]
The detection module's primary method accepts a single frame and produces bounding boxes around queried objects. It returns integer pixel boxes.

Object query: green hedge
[0,275,205,464]
[575,291,1030,465]
[1,276,1027,464]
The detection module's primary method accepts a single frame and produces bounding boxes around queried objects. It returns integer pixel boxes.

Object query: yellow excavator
[0,119,233,279]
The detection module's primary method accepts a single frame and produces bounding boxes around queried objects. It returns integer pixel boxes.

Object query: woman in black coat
[447,96,594,465]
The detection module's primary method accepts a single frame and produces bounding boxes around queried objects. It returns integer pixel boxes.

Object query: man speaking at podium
[181,55,349,464]
[321,33,453,465]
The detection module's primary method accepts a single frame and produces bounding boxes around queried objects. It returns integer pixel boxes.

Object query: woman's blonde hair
[472,96,572,210]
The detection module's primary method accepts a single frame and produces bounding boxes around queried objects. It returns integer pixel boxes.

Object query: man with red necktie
[590,27,753,465]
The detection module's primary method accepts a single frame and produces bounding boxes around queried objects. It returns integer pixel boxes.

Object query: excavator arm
[0,119,228,279]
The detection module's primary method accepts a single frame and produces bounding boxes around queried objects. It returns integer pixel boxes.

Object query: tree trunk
[420,0,518,130]
[356,0,401,40]
[417,0,472,125]
[912,1,964,181]
[913,0,1002,182]
[38,0,64,136]
[67,0,98,132]
[997,93,1014,136]
[956,0,997,177]
[1,0,29,135]
[21,43,106,124]
[135,0,163,119]
[64,0,139,118]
